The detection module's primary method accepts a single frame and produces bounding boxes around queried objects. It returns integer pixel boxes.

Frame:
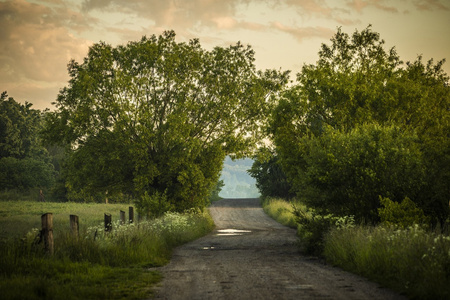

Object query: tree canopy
[43,31,289,212]
[0,92,56,190]
[265,26,449,224]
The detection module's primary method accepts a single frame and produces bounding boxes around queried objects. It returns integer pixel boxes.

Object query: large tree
[0,92,56,190]
[43,31,288,211]
[271,26,449,223]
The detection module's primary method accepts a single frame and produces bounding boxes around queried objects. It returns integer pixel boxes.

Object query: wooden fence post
[104,213,112,232]
[41,213,54,255]
[129,206,134,224]
[70,215,79,237]
[120,210,125,225]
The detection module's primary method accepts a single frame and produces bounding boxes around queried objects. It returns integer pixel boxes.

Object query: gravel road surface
[153,198,406,299]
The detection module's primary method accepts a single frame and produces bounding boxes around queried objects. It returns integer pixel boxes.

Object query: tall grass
[261,197,302,228]
[0,201,215,299]
[324,225,450,300]
[263,197,450,299]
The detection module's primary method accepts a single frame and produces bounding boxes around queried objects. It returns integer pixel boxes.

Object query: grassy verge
[261,197,301,228]
[324,225,450,300]
[0,201,215,299]
[262,197,450,299]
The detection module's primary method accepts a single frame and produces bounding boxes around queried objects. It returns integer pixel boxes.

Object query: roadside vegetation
[260,197,300,229]
[0,200,214,299]
[261,198,450,299]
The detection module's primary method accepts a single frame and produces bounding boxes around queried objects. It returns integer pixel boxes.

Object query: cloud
[284,0,334,17]
[82,0,113,12]
[0,0,92,82]
[81,0,246,29]
[0,0,93,107]
[279,0,358,25]
[272,22,334,42]
[345,0,399,13]
[413,0,449,11]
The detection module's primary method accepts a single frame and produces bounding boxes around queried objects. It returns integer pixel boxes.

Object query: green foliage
[293,206,338,256]
[324,225,450,300]
[378,196,431,228]
[135,191,173,218]
[261,197,299,228]
[286,124,424,223]
[0,157,55,189]
[0,92,57,192]
[208,179,224,202]
[43,31,289,212]
[0,259,160,300]
[248,148,294,199]
[271,26,449,224]
[0,92,44,159]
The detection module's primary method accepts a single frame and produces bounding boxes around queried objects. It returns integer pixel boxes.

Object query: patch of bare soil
[152,198,406,299]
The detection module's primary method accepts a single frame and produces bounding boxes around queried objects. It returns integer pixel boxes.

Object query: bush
[378,196,431,228]
[284,124,425,223]
[293,206,354,256]
[135,191,173,218]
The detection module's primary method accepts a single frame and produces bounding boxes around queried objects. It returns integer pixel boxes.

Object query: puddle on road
[216,229,252,236]
[202,246,216,250]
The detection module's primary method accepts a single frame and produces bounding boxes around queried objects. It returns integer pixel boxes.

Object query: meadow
[0,200,215,299]
[262,197,450,300]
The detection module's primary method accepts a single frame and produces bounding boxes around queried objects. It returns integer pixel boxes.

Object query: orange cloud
[0,0,92,107]
[272,22,334,42]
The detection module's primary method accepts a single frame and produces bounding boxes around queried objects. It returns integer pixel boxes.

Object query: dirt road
[153,198,405,299]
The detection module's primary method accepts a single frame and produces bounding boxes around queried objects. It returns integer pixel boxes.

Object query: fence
[39,206,135,255]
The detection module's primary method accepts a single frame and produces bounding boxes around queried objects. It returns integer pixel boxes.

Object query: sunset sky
[1,0,449,110]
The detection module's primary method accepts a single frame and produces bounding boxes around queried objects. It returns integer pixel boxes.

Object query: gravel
[152,198,406,300]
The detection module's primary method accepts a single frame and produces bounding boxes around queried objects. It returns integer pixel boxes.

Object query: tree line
[2,26,448,224]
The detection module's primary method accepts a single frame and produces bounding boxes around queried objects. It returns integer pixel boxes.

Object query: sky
[1,0,449,110]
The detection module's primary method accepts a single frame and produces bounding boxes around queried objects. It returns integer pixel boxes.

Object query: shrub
[378,196,431,228]
[135,191,173,218]
[293,206,355,256]
[278,123,425,224]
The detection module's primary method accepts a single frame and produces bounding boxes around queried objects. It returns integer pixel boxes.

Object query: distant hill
[219,156,260,198]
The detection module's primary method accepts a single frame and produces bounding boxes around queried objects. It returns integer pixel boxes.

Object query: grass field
[0,200,215,299]
[0,200,133,240]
